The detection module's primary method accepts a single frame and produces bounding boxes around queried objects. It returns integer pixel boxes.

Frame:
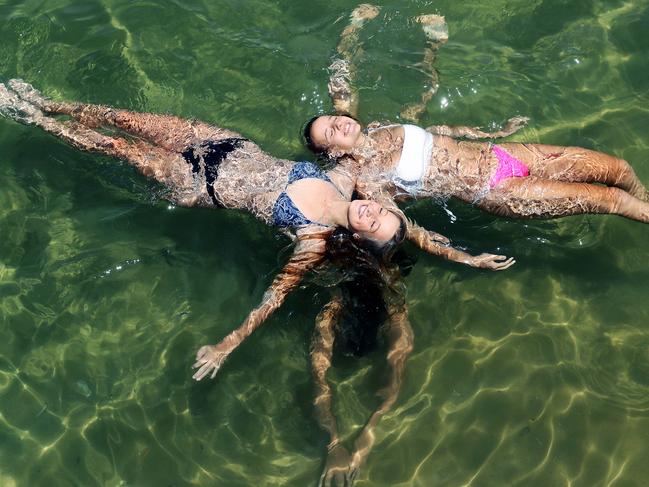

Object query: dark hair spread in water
[302,115,322,154]
[324,226,411,356]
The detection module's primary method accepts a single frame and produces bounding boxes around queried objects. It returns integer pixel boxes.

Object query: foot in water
[0,83,43,124]
[7,78,49,110]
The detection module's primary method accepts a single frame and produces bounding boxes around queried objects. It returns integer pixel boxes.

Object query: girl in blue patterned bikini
[0,80,514,380]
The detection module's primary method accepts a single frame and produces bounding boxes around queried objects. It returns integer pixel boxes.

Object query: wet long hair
[324,225,414,357]
[302,115,324,154]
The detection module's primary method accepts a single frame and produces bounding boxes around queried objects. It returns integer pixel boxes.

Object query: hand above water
[470,253,516,271]
[192,343,233,380]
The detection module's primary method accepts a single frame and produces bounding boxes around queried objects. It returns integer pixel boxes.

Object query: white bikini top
[393,124,433,186]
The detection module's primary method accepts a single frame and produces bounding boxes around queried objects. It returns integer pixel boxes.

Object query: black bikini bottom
[181,138,247,207]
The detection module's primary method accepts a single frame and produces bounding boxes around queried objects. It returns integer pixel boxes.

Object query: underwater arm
[407,221,516,271]
[328,59,356,117]
[312,295,343,445]
[311,295,359,487]
[424,116,529,140]
[192,231,328,380]
[328,4,381,116]
[400,14,449,122]
[346,303,414,482]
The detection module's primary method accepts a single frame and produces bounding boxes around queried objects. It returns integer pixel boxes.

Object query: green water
[1,0,649,485]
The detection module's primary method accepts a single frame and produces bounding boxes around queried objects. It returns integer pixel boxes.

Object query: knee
[600,186,630,213]
[614,157,635,179]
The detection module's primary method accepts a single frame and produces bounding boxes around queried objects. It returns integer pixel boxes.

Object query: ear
[352,233,361,241]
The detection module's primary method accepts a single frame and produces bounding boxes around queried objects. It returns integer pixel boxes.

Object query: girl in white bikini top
[392,124,433,190]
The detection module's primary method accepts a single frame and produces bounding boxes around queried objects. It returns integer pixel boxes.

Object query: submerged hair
[324,226,411,357]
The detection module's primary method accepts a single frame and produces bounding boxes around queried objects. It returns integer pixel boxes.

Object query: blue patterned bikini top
[272,161,333,227]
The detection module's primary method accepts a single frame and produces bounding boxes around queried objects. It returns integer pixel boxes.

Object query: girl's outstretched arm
[424,116,529,140]
[348,186,515,271]
[406,220,516,271]
[310,295,358,487]
[192,228,329,380]
[328,4,381,116]
[400,14,449,122]
[346,303,414,483]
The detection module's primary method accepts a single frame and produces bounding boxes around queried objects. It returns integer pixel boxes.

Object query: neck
[348,132,376,163]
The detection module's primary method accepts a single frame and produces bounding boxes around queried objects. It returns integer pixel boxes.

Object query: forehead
[312,116,333,133]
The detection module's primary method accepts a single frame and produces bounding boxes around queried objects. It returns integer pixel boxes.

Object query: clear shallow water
[1,0,649,485]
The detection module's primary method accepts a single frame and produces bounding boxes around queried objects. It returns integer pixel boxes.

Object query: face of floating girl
[348,200,402,244]
[310,115,363,153]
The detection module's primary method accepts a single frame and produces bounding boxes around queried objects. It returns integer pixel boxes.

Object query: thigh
[477,175,616,218]
[497,142,624,182]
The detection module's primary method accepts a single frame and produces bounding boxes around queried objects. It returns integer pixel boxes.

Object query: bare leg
[7,79,238,153]
[328,4,380,116]
[479,176,649,222]
[498,142,649,202]
[311,295,355,487]
[400,14,449,122]
[0,84,204,206]
[347,305,414,483]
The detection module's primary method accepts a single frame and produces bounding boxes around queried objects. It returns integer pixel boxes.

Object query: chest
[366,126,405,171]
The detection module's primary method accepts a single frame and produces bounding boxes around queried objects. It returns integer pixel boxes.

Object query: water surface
[1,0,649,485]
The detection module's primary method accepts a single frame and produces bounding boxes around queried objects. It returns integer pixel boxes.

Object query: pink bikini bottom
[489,145,530,188]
